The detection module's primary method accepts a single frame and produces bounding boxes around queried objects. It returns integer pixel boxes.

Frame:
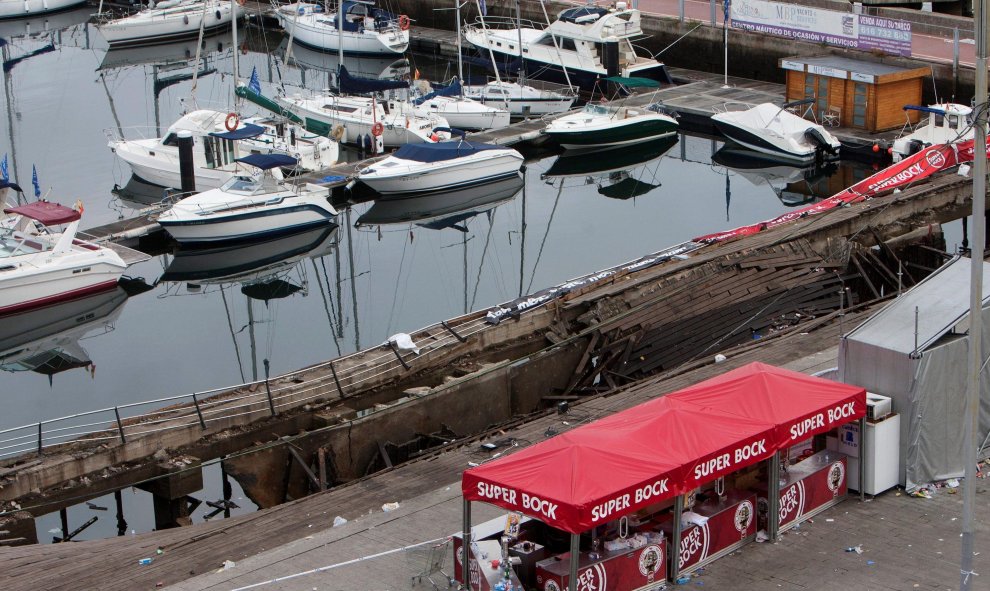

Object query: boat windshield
[584,103,611,115]
[0,225,50,258]
[222,175,262,193]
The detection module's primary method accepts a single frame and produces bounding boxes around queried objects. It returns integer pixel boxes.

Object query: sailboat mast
[515,0,524,79]
[475,0,501,84]
[456,0,463,83]
[232,0,239,84]
[338,0,344,82]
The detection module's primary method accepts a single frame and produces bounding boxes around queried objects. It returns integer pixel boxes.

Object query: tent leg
[568,532,580,591]
[769,453,781,541]
[462,499,471,590]
[859,416,866,502]
[671,494,684,580]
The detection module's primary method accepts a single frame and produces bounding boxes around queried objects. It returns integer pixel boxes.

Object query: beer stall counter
[457,363,867,591]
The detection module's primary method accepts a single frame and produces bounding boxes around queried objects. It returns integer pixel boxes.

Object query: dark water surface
[0,11,887,540]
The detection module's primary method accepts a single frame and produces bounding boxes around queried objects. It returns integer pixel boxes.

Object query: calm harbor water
[1,11,894,540]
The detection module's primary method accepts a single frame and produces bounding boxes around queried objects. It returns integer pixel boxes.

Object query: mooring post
[263,359,276,416]
[192,393,206,430]
[177,130,196,197]
[58,508,68,543]
[317,447,328,491]
[221,458,233,518]
[36,422,42,455]
[113,407,126,444]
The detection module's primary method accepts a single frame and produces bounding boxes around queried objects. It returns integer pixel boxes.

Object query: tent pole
[671,494,685,581]
[858,417,866,502]
[568,533,580,591]
[768,453,781,541]
[462,499,471,589]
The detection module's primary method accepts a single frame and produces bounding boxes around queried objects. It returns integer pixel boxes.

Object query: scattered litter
[156,547,164,555]
[387,333,420,354]
[381,502,400,512]
[47,528,62,535]
[676,575,692,585]
[845,545,863,554]
[222,560,236,570]
[945,478,960,488]
[332,515,348,527]
[866,560,875,566]
[907,484,934,499]
[755,530,769,543]
[714,354,727,364]
[156,583,164,588]
[138,558,153,566]
[825,518,834,523]
[86,502,107,511]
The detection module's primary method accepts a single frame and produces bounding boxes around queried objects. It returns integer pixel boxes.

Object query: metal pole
[37,422,42,455]
[456,0,464,83]
[722,1,729,88]
[710,0,715,26]
[953,27,960,98]
[961,0,986,585]
[671,494,685,580]
[768,453,781,540]
[263,359,276,416]
[114,407,126,444]
[679,0,684,24]
[858,417,866,502]
[462,499,471,587]
[568,532,580,591]
[192,393,206,429]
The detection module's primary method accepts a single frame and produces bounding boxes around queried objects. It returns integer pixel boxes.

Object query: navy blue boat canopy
[209,122,266,141]
[392,141,505,163]
[558,6,607,23]
[338,64,407,94]
[236,153,298,170]
[903,105,953,115]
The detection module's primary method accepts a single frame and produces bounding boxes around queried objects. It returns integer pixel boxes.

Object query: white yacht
[710,101,841,164]
[96,0,237,47]
[274,1,408,55]
[157,154,338,244]
[890,103,974,162]
[109,109,338,191]
[462,3,670,91]
[460,80,575,118]
[413,79,510,131]
[1,201,127,317]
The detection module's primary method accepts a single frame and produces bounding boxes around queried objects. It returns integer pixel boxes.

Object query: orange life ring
[225,112,239,132]
[371,121,384,137]
[398,14,410,31]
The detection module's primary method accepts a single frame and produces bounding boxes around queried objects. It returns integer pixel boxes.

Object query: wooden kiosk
[780,54,930,132]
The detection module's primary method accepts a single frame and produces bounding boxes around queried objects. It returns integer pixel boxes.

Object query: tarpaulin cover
[391,141,505,163]
[235,153,298,170]
[669,362,866,448]
[4,200,80,225]
[462,397,776,534]
[209,122,265,141]
[337,64,407,94]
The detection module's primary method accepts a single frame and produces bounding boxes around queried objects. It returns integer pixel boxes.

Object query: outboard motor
[804,127,838,161]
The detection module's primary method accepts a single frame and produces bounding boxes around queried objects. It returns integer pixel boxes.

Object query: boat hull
[547,117,678,150]
[359,152,523,196]
[712,119,818,164]
[0,262,124,317]
[277,12,408,55]
[97,2,236,47]
[159,203,338,245]
[0,0,85,20]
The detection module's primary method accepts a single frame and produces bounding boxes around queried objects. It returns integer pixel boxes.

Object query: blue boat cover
[902,105,948,115]
[209,122,266,140]
[412,78,463,106]
[558,6,607,23]
[236,153,298,170]
[392,141,504,163]
[338,64,407,94]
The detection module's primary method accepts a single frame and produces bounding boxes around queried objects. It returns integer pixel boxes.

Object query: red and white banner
[695,139,987,245]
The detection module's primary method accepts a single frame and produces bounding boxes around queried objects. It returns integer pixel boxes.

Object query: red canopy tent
[462,397,776,534]
[667,362,866,450]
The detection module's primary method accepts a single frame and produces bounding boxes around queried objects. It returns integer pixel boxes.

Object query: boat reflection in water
[355,174,524,230]
[97,30,232,72]
[112,175,175,208]
[541,135,677,200]
[712,145,840,207]
[275,37,410,82]
[0,286,131,382]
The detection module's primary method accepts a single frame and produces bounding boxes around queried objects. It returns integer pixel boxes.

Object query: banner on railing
[731,0,912,57]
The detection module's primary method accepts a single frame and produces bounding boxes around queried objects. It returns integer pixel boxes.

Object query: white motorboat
[96,0,237,48]
[0,201,127,317]
[545,93,678,150]
[462,3,671,91]
[274,0,408,55]
[710,100,841,164]
[413,79,509,131]
[356,131,524,196]
[356,174,523,227]
[157,153,338,244]
[109,109,338,191]
[890,103,974,162]
[0,0,85,20]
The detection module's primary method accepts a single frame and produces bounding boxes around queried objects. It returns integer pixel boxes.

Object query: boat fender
[399,14,410,31]
[331,125,345,141]
[216,9,222,20]
[371,122,384,137]
[803,127,838,155]
[908,139,925,156]
[225,112,240,132]
[183,14,189,25]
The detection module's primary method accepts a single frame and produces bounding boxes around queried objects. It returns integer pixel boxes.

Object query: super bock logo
[926,149,947,168]
[827,461,845,494]
[544,580,561,591]
[639,544,664,577]
[734,500,755,533]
